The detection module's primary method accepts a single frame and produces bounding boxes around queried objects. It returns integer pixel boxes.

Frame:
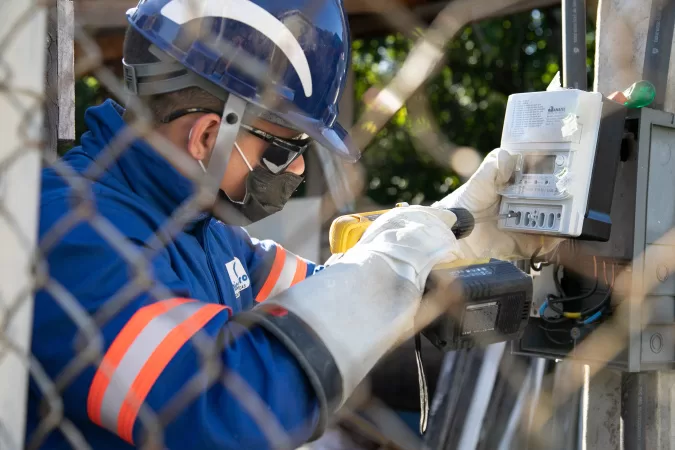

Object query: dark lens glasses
[239,124,311,174]
[160,108,312,175]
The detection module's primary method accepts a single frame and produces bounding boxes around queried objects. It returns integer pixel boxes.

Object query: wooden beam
[75,0,131,30]
[44,0,75,155]
[76,32,126,63]
[343,0,430,14]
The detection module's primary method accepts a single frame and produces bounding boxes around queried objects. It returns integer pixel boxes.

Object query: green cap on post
[621,80,656,109]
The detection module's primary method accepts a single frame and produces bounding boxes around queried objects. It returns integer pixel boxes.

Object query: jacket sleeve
[34,201,320,449]
[231,227,325,303]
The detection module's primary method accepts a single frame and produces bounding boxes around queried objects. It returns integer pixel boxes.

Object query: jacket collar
[79,99,207,221]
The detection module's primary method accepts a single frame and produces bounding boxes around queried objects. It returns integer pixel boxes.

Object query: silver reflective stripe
[98,301,203,433]
[268,251,298,299]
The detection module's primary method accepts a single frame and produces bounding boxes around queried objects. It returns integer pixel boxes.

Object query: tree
[352,6,596,206]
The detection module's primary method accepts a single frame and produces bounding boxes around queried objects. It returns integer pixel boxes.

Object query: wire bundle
[538,256,616,343]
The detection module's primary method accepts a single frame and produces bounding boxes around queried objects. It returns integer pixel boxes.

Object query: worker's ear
[187,113,221,164]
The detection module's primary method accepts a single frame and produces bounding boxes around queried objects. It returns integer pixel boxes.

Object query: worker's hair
[122,27,224,123]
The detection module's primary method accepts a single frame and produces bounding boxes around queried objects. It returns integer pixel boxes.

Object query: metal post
[422,350,483,449]
[641,0,675,111]
[585,367,622,450]
[544,361,584,450]
[0,1,47,449]
[422,343,506,450]
[478,352,533,450]
[457,343,505,450]
[562,0,588,90]
[622,371,675,450]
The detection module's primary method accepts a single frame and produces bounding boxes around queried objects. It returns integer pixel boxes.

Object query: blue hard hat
[125,0,359,162]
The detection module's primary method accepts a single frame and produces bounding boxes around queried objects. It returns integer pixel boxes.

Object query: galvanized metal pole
[594,1,675,449]
[562,0,588,90]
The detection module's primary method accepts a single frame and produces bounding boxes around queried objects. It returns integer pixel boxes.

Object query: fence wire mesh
[0,0,670,449]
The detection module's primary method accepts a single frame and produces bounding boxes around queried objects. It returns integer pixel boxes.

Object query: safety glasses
[160,108,312,175]
[238,123,310,174]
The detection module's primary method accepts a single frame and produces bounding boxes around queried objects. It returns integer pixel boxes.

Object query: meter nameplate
[502,91,584,145]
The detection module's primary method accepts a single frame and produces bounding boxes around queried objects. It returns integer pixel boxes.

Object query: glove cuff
[232,305,342,442]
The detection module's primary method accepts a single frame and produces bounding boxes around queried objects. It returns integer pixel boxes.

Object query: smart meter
[497,89,626,241]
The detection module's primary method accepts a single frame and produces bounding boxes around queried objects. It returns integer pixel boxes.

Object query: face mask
[201,141,303,223]
[233,165,304,222]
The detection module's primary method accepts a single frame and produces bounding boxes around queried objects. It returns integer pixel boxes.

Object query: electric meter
[497,89,626,241]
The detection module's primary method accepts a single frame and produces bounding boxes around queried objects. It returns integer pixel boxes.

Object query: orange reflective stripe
[255,246,286,302]
[116,303,227,443]
[291,258,307,286]
[87,298,193,426]
[87,299,231,445]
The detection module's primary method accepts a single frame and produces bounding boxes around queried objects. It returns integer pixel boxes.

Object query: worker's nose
[286,155,305,176]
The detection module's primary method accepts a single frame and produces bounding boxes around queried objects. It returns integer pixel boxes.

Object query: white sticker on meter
[561,113,580,138]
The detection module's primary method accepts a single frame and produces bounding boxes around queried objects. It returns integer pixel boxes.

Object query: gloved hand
[243,206,464,423]
[433,148,564,261]
[348,205,466,291]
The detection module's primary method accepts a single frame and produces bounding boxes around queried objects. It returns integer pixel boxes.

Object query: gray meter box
[513,107,675,372]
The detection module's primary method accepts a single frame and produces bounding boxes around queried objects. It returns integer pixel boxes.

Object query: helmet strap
[203,94,247,196]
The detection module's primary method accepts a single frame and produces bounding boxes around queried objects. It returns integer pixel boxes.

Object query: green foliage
[353,6,596,206]
[58,76,107,155]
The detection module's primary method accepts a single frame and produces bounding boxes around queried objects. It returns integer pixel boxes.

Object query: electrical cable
[578,262,615,319]
[540,257,601,323]
[538,325,571,345]
[582,311,602,325]
[540,261,616,347]
[529,246,553,272]
[539,301,569,324]
[549,257,599,304]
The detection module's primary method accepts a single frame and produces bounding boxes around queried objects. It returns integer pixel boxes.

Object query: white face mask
[234,141,253,172]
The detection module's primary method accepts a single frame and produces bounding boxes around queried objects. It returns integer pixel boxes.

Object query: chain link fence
[1,0,670,449]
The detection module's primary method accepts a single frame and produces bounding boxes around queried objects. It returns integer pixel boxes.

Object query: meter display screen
[522,155,556,174]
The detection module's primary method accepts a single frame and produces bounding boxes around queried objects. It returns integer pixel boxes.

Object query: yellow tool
[329,202,480,254]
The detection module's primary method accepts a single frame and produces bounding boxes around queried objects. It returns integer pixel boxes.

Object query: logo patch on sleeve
[225,257,251,298]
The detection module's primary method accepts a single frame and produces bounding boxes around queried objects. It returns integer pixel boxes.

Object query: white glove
[259,206,464,408]
[349,205,466,291]
[433,148,564,261]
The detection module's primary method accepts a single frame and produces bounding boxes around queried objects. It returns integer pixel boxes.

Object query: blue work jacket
[27,99,321,449]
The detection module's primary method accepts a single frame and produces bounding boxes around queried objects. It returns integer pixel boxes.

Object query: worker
[26,1,560,449]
